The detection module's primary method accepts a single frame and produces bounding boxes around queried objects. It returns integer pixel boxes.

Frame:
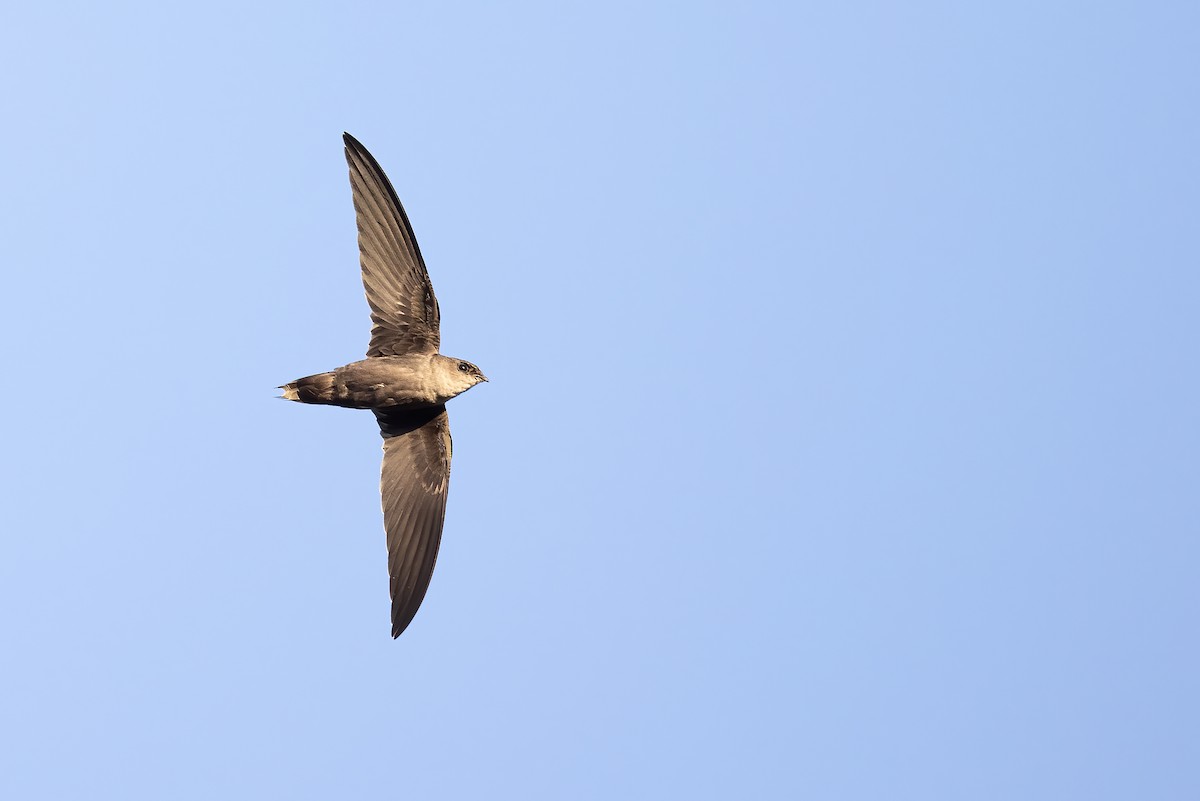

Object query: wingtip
[391,612,417,639]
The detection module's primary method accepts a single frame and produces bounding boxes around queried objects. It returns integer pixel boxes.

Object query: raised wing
[344,133,441,357]
[375,405,452,638]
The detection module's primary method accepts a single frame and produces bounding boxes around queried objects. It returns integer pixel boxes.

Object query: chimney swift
[280,133,487,638]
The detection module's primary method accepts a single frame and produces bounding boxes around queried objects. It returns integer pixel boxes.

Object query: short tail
[278,372,336,404]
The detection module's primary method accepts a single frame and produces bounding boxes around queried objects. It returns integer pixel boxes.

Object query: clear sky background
[2,2,1198,799]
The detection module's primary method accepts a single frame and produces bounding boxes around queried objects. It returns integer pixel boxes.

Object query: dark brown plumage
[344,133,441,357]
[376,406,452,638]
[280,133,486,638]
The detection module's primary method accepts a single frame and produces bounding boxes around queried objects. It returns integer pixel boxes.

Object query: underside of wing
[344,133,441,357]
[375,405,452,638]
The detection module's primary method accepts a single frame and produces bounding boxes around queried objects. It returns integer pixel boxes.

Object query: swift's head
[432,355,489,401]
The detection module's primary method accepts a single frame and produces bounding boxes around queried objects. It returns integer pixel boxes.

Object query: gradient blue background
[3,2,1198,798]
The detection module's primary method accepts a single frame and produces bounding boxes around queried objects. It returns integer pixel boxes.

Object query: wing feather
[375,405,452,638]
[344,133,441,357]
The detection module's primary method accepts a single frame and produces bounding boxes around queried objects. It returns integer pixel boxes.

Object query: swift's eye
[458,362,472,373]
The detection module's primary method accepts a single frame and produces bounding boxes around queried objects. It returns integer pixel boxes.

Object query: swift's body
[280,133,486,638]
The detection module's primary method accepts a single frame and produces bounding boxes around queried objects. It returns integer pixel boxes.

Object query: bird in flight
[280,133,487,638]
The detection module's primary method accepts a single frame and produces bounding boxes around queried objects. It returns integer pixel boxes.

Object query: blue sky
[3,1,1198,798]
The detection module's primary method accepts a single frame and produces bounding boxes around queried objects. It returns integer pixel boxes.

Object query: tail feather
[278,372,336,404]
